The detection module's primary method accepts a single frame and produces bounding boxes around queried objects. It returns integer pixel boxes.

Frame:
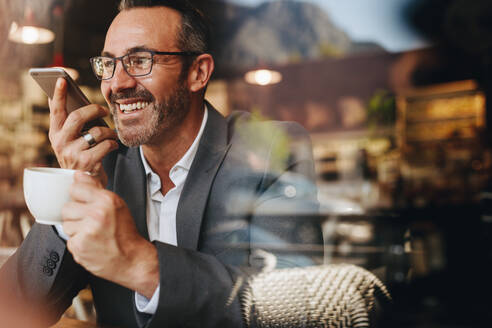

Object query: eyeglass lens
[92,51,154,80]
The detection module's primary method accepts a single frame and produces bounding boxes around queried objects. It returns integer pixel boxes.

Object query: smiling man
[0,1,322,327]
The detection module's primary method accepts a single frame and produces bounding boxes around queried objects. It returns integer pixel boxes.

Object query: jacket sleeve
[140,242,246,328]
[0,223,89,327]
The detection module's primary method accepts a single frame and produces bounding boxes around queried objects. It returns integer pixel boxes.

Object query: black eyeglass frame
[89,50,202,80]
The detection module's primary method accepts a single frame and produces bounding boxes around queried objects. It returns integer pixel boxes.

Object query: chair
[241,264,391,328]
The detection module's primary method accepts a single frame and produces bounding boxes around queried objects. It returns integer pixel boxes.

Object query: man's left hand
[61,171,159,298]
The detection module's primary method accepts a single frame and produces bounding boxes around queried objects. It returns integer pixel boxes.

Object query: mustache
[109,87,154,103]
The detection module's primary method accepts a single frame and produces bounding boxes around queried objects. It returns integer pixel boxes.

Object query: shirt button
[50,251,60,262]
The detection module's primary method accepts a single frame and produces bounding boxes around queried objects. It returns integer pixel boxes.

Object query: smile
[118,101,150,114]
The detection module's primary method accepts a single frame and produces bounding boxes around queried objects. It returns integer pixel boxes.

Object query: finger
[66,233,89,265]
[61,104,110,141]
[62,201,86,222]
[84,162,108,185]
[48,78,68,133]
[62,219,81,239]
[74,170,103,188]
[65,139,118,173]
[69,180,104,203]
[63,221,79,238]
[78,126,118,150]
[66,234,81,261]
[61,202,86,236]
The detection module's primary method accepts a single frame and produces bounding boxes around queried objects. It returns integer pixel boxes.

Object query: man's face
[101,7,191,147]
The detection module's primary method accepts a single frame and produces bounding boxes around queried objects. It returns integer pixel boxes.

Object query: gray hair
[118,0,210,72]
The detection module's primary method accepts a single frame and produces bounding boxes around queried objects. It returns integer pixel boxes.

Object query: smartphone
[29,67,108,130]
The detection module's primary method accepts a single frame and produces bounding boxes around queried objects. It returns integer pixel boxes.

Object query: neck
[142,98,204,179]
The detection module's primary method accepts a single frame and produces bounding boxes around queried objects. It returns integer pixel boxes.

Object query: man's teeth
[119,101,149,113]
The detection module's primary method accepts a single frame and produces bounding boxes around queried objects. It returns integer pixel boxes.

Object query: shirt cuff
[135,284,160,314]
[54,224,70,241]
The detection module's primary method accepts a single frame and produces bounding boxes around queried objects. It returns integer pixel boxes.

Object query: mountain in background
[202,0,385,71]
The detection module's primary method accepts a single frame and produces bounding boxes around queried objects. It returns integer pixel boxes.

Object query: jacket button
[50,251,60,262]
[47,259,56,269]
[42,266,53,276]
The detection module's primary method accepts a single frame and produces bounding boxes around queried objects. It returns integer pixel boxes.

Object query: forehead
[103,7,181,55]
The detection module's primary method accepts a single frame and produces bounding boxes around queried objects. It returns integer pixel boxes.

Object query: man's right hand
[48,78,118,185]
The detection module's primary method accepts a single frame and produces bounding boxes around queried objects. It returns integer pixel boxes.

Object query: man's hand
[48,78,118,184]
[61,172,159,298]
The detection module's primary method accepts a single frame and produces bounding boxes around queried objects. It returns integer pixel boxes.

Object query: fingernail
[82,171,99,177]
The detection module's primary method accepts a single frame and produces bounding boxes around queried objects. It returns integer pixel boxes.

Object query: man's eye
[102,60,114,68]
[159,55,173,62]
[129,56,150,66]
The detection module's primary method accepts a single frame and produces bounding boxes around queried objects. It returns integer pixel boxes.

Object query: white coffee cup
[23,167,76,225]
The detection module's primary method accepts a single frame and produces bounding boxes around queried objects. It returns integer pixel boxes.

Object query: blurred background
[1,0,492,326]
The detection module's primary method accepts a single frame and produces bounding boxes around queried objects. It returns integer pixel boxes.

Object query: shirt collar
[140,104,209,179]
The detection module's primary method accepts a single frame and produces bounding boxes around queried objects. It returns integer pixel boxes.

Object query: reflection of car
[223,171,320,216]
[203,213,324,270]
[317,179,365,216]
[202,170,324,269]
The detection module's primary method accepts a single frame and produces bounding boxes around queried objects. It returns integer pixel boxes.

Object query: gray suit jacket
[0,105,321,328]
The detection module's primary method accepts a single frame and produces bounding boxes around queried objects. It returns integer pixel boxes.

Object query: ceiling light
[8,6,55,45]
[9,21,55,44]
[244,69,282,86]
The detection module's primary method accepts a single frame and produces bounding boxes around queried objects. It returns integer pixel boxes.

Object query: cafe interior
[1,0,492,327]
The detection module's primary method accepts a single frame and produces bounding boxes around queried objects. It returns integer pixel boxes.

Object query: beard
[109,78,190,147]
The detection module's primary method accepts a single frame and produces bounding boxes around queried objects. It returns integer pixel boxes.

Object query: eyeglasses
[89,50,201,80]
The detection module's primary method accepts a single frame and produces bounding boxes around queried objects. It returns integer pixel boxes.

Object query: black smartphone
[29,67,108,130]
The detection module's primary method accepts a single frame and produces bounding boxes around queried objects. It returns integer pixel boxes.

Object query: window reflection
[0,0,491,326]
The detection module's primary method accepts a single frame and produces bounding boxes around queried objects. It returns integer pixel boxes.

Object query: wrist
[121,240,160,298]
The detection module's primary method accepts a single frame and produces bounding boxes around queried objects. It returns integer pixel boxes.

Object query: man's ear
[188,54,214,93]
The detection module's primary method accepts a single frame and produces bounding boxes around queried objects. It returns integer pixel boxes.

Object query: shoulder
[223,111,315,178]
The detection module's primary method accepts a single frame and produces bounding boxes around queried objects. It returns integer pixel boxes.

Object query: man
[0,1,321,327]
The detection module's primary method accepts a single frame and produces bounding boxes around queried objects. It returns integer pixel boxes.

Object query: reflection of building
[226,51,399,133]
[208,47,490,210]
[397,80,488,206]
[216,50,402,211]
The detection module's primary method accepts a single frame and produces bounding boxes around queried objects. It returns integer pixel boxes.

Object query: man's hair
[118,0,210,74]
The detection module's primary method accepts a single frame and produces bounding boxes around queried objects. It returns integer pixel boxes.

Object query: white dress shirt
[135,107,208,314]
[55,106,208,315]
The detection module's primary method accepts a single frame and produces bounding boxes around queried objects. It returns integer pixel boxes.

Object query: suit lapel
[113,147,149,240]
[110,105,229,247]
[176,106,230,250]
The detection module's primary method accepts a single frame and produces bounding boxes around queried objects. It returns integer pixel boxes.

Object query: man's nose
[110,60,137,94]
